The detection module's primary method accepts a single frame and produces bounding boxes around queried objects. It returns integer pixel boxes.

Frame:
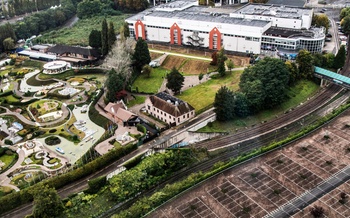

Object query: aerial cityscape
[0,0,349,217]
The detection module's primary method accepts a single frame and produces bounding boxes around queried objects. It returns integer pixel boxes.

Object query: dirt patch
[181,59,211,75]
[150,52,162,60]
[161,56,187,71]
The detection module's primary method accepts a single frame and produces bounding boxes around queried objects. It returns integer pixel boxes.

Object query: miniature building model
[126,0,324,54]
[104,101,139,126]
[145,92,195,126]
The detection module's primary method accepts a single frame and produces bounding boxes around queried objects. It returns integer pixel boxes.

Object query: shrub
[85,176,107,194]
[45,136,61,145]
[4,139,13,145]
[49,129,57,133]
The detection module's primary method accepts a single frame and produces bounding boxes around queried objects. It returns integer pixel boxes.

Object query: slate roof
[48,45,100,58]
[150,92,194,117]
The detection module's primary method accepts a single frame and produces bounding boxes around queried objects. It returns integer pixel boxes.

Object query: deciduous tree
[285,61,299,85]
[234,92,250,117]
[30,184,64,218]
[3,37,15,51]
[142,64,152,78]
[312,14,330,32]
[166,67,184,95]
[240,57,289,111]
[341,16,350,35]
[217,48,227,77]
[296,49,314,79]
[226,59,234,73]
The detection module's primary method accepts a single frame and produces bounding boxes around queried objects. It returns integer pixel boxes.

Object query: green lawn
[198,79,320,132]
[177,71,243,113]
[0,186,13,197]
[36,15,130,46]
[3,95,21,103]
[132,68,167,94]
[0,154,17,173]
[127,95,146,107]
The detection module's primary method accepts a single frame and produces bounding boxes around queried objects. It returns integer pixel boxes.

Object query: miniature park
[0,0,350,217]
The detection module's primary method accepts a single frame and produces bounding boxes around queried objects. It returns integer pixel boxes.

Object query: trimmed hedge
[85,176,107,194]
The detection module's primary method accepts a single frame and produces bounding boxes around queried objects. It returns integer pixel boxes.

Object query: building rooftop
[234,4,312,19]
[129,6,269,28]
[267,0,306,7]
[264,27,324,39]
[150,92,195,117]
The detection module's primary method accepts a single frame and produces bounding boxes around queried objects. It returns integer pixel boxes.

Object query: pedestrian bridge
[314,66,350,89]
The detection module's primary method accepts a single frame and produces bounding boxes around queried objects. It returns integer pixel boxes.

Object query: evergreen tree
[101,18,109,56]
[214,86,235,121]
[108,21,116,49]
[233,92,250,118]
[89,29,102,48]
[333,45,346,70]
[166,67,184,95]
[133,38,151,72]
[123,21,130,38]
[30,184,64,218]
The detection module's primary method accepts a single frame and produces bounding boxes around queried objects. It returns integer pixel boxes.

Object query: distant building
[47,45,100,64]
[126,0,324,54]
[145,91,195,126]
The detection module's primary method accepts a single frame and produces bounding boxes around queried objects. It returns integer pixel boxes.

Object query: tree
[133,38,151,72]
[210,51,218,65]
[340,7,350,20]
[120,21,130,41]
[103,38,135,81]
[198,73,204,83]
[106,69,125,102]
[324,53,335,69]
[101,18,109,56]
[234,92,250,117]
[285,61,299,85]
[341,16,350,35]
[108,21,116,49]
[333,45,346,69]
[296,49,314,79]
[142,64,152,78]
[77,0,102,19]
[226,59,234,73]
[240,57,290,111]
[217,48,227,77]
[30,184,64,218]
[310,206,324,218]
[3,37,15,51]
[89,29,102,48]
[214,86,235,121]
[166,67,184,94]
[312,14,330,32]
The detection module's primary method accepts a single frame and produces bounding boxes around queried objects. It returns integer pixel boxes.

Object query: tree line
[214,47,347,121]
[77,0,148,18]
[1,0,61,18]
[0,0,79,52]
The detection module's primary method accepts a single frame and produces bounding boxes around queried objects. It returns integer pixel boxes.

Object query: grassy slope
[177,71,243,113]
[132,68,167,94]
[198,79,319,132]
[37,15,130,46]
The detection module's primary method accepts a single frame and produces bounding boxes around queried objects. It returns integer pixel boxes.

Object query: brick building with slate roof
[145,91,195,126]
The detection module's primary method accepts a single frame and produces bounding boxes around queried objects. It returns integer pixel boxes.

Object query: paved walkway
[149,49,212,61]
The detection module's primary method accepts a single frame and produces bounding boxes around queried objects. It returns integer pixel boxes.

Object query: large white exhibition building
[126,0,325,55]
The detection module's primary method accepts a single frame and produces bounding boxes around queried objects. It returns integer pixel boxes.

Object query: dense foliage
[217,48,227,77]
[30,184,64,218]
[109,150,193,202]
[166,67,185,94]
[1,0,62,17]
[214,86,235,121]
[296,49,314,79]
[106,69,125,102]
[240,57,289,111]
[312,14,330,32]
[334,45,346,69]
